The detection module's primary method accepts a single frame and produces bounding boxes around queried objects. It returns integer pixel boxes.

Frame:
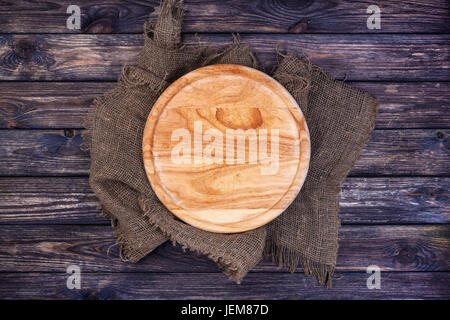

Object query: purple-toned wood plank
[1,129,448,176]
[1,82,449,129]
[0,272,448,299]
[0,34,449,81]
[0,177,448,224]
[0,0,448,34]
[0,225,448,273]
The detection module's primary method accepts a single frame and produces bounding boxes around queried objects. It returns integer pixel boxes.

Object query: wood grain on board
[0,0,448,34]
[1,34,449,81]
[1,82,449,129]
[1,177,448,225]
[0,272,448,300]
[142,64,310,233]
[0,224,448,273]
[1,129,448,177]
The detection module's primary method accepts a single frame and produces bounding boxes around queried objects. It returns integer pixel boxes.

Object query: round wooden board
[143,64,310,233]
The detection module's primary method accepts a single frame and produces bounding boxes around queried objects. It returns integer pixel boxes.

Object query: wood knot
[435,130,450,150]
[0,36,55,70]
[436,131,444,140]
[14,40,34,60]
[84,17,115,33]
[80,5,156,33]
[395,245,418,265]
[216,107,263,129]
[288,19,309,33]
[64,129,74,138]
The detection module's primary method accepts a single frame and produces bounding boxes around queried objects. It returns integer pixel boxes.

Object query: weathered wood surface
[0,272,448,300]
[1,129,448,177]
[1,0,449,300]
[1,0,449,34]
[1,34,449,81]
[1,81,449,129]
[1,177,448,225]
[0,224,448,273]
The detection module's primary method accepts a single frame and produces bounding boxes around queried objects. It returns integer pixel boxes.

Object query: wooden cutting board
[143,64,310,233]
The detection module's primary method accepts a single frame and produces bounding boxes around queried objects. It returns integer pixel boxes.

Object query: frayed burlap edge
[263,243,336,288]
[139,197,256,283]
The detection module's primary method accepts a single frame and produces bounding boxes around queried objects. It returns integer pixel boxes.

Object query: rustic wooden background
[0,0,449,299]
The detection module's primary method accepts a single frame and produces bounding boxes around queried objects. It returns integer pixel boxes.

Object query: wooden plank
[0,225,448,273]
[0,129,88,176]
[1,129,448,177]
[0,0,449,34]
[0,272,448,299]
[0,177,101,224]
[354,82,450,129]
[0,34,449,81]
[1,177,448,225]
[339,177,449,224]
[1,82,449,129]
[0,82,107,129]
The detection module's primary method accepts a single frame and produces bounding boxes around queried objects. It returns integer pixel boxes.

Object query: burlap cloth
[83,0,378,287]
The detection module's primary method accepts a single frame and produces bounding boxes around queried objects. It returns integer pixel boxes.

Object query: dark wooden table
[0,0,449,300]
